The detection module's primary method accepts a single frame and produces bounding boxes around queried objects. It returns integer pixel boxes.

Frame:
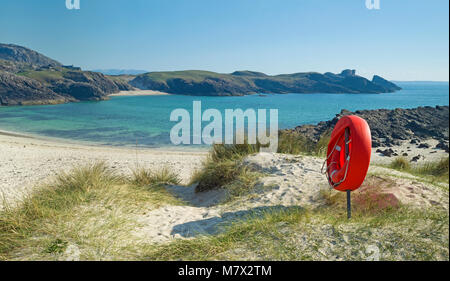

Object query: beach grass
[130,166,181,186]
[389,157,449,183]
[390,157,411,170]
[140,171,448,261]
[0,160,447,261]
[141,203,448,261]
[191,131,329,194]
[191,143,261,196]
[277,131,330,157]
[0,162,183,260]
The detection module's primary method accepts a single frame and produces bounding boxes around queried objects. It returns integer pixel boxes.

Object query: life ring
[323,115,372,191]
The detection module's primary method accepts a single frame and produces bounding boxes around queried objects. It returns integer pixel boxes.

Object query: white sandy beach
[108,90,171,96]
[0,131,206,208]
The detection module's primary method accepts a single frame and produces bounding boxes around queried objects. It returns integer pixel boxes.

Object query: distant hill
[0,43,402,106]
[0,44,133,106]
[91,69,149,76]
[0,43,61,67]
[130,69,401,96]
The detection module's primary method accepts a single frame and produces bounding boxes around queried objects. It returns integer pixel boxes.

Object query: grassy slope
[138,70,315,87]
[140,70,318,83]
[143,70,231,83]
[138,70,258,93]
[16,69,66,84]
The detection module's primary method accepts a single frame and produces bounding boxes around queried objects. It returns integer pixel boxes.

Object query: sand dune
[134,153,448,243]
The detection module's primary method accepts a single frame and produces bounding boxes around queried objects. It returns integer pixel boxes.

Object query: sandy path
[0,131,207,208]
[134,153,329,243]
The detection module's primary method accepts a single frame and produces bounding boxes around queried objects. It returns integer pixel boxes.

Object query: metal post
[347,190,351,219]
[345,127,350,159]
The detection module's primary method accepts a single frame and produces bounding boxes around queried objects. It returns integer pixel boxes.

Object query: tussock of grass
[389,157,449,183]
[277,131,330,156]
[277,131,313,155]
[191,143,261,195]
[192,131,330,194]
[314,133,331,157]
[130,166,180,187]
[414,157,449,181]
[0,162,182,260]
[209,142,260,162]
[390,157,411,170]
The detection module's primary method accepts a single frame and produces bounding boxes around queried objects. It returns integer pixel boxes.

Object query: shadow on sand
[170,205,303,238]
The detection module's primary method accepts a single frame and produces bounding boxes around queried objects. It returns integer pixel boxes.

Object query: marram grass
[389,156,449,183]
[0,162,183,260]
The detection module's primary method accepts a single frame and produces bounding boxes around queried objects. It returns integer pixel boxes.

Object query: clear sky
[1,0,448,81]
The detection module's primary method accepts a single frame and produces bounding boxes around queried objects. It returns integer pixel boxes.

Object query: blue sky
[1,0,448,81]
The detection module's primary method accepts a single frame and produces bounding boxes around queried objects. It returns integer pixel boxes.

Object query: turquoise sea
[0,82,448,148]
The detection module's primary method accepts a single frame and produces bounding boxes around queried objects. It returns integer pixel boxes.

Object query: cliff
[0,44,133,105]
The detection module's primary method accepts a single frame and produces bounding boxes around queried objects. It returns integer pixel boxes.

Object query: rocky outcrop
[62,71,133,94]
[0,43,134,105]
[130,69,401,96]
[50,81,106,101]
[0,43,61,67]
[372,75,402,91]
[287,106,449,149]
[0,71,73,105]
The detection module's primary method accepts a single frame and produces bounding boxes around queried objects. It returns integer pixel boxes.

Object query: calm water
[0,82,448,148]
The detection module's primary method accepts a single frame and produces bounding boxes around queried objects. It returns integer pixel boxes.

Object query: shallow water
[0,82,448,148]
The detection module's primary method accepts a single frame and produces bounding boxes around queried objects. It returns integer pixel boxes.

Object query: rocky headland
[287,105,450,156]
[0,43,133,105]
[129,69,401,96]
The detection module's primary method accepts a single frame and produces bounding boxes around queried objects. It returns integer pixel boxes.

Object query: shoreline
[108,90,172,97]
[0,131,208,208]
[0,128,208,152]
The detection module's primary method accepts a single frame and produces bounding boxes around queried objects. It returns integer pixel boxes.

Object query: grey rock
[288,106,449,149]
[418,143,431,149]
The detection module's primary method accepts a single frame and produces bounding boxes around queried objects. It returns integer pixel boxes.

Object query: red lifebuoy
[325,115,372,192]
